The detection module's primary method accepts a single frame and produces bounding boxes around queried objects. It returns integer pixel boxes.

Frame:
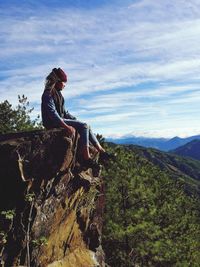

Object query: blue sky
[0,0,200,138]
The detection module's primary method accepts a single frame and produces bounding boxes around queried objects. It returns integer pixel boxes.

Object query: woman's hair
[44,68,67,95]
[44,73,57,95]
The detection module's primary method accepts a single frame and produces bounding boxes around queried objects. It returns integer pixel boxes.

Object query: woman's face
[55,81,66,91]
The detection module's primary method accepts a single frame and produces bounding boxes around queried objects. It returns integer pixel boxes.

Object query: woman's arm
[60,120,75,136]
[42,92,63,124]
[42,92,75,136]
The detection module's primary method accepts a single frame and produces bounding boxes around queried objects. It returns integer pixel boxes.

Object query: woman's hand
[61,121,75,137]
[65,125,75,137]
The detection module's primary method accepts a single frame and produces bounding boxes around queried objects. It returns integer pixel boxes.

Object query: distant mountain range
[106,135,200,151]
[171,139,200,161]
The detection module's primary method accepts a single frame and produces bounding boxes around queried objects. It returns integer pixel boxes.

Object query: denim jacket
[41,90,76,129]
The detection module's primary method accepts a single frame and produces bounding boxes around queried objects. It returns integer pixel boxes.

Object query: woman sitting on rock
[41,67,106,169]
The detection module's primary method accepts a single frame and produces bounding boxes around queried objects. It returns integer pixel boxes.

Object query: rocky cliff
[0,129,105,267]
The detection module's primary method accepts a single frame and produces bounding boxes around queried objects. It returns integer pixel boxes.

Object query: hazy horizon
[105,132,200,139]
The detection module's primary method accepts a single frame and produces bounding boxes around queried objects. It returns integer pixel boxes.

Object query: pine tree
[0,95,42,134]
[102,144,200,267]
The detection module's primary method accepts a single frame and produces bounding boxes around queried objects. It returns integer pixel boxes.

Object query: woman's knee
[75,122,89,133]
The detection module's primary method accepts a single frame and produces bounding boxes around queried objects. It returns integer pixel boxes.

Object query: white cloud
[0,0,200,137]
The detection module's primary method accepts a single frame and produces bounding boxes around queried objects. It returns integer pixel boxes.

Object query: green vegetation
[25,193,35,202]
[0,95,42,134]
[102,144,200,267]
[31,236,48,247]
[127,145,200,194]
[0,231,7,244]
[0,210,15,220]
[78,186,100,212]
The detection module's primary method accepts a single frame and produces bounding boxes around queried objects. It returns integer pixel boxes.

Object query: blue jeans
[63,119,99,147]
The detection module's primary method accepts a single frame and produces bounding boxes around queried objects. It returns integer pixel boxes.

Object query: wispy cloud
[0,0,200,137]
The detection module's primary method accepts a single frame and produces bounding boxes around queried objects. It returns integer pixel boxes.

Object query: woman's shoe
[99,151,117,163]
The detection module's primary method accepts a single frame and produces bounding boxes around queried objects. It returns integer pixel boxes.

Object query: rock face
[0,129,105,267]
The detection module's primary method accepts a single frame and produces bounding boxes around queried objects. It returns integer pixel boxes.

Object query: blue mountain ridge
[106,134,200,151]
[171,139,200,161]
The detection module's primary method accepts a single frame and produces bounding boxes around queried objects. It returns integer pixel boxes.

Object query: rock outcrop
[0,129,105,267]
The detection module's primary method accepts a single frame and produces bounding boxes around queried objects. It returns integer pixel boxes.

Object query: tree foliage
[0,95,42,134]
[102,144,200,267]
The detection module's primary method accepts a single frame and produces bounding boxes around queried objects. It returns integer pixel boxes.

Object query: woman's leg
[63,119,105,157]
[63,119,88,145]
[63,119,90,159]
[89,127,105,153]
[88,127,99,146]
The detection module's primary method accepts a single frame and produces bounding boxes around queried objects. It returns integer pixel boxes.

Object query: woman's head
[44,68,67,93]
[52,68,67,83]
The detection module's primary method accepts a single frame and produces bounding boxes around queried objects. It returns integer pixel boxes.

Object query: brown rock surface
[0,129,105,267]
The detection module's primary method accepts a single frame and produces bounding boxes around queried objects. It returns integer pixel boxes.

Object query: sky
[0,0,200,138]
